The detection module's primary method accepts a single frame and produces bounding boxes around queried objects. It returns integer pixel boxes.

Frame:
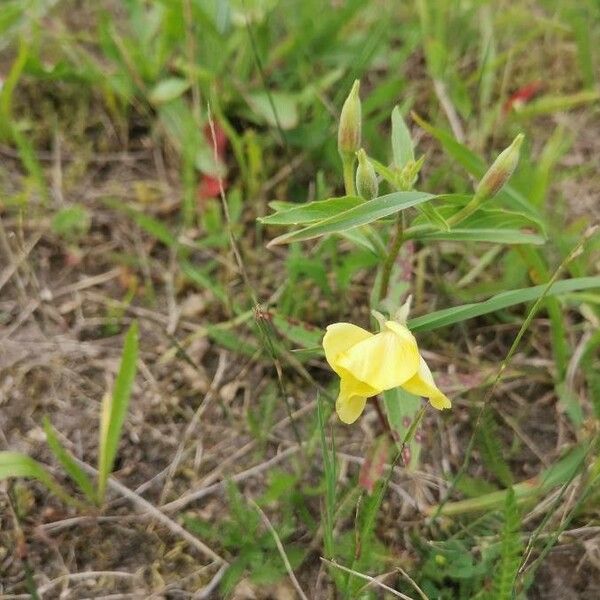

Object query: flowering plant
[262,79,537,451]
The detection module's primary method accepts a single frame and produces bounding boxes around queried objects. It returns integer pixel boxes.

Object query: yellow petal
[323,322,372,377]
[336,376,368,424]
[402,356,451,410]
[337,321,419,391]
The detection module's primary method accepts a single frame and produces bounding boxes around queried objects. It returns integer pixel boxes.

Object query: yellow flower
[323,321,451,423]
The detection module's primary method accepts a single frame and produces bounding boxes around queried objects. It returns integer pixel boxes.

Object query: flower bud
[355,149,378,200]
[476,133,524,201]
[337,80,361,158]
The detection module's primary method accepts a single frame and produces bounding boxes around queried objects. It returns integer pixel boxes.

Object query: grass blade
[416,228,545,245]
[409,275,600,332]
[0,452,83,508]
[43,417,97,504]
[428,443,587,516]
[98,322,139,502]
[260,196,364,226]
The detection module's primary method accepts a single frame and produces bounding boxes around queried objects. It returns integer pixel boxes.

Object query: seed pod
[476,133,524,201]
[355,149,378,200]
[337,80,362,158]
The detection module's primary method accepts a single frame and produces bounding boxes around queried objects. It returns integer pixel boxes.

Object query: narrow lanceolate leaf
[409,276,600,332]
[259,196,363,225]
[0,452,83,508]
[98,322,139,502]
[267,191,434,246]
[391,106,414,168]
[43,417,97,504]
[416,228,545,245]
[412,206,544,234]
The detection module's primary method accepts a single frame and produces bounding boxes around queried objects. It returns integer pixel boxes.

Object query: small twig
[397,566,430,600]
[160,445,300,513]
[320,558,415,599]
[433,79,465,142]
[249,498,309,600]
[192,564,228,599]
[0,232,41,294]
[37,571,136,595]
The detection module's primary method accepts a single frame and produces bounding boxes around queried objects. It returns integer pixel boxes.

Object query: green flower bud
[337,80,362,158]
[476,133,524,201]
[355,149,378,200]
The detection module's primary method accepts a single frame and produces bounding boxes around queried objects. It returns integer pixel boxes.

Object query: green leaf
[104,198,179,247]
[43,417,97,503]
[0,452,82,507]
[0,37,27,139]
[271,313,323,349]
[408,276,600,332]
[207,326,258,357]
[259,196,363,225]
[149,77,191,105]
[180,260,228,304]
[98,322,139,502]
[51,205,91,240]
[267,191,434,246]
[417,228,545,245]
[417,202,450,231]
[246,91,299,129]
[391,105,414,168]
[413,206,544,233]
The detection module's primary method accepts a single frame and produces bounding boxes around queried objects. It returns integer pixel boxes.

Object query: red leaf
[198,175,226,200]
[503,81,544,113]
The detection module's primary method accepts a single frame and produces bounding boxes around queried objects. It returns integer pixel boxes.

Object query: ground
[1,1,600,598]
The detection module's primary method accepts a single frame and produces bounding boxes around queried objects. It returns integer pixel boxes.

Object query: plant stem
[370,396,395,443]
[378,213,404,302]
[342,155,356,196]
[446,192,483,226]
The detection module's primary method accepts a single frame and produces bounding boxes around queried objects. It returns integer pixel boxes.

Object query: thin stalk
[446,194,483,226]
[378,213,404,302]
[342,156,356,196]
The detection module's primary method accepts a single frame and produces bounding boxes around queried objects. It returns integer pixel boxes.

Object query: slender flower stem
[378,213,404,302]
[342,156,357,196]
[370,396,395,442]
[446,193,483,226]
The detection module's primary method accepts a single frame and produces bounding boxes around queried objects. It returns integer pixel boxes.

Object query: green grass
[0,0,599,598]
